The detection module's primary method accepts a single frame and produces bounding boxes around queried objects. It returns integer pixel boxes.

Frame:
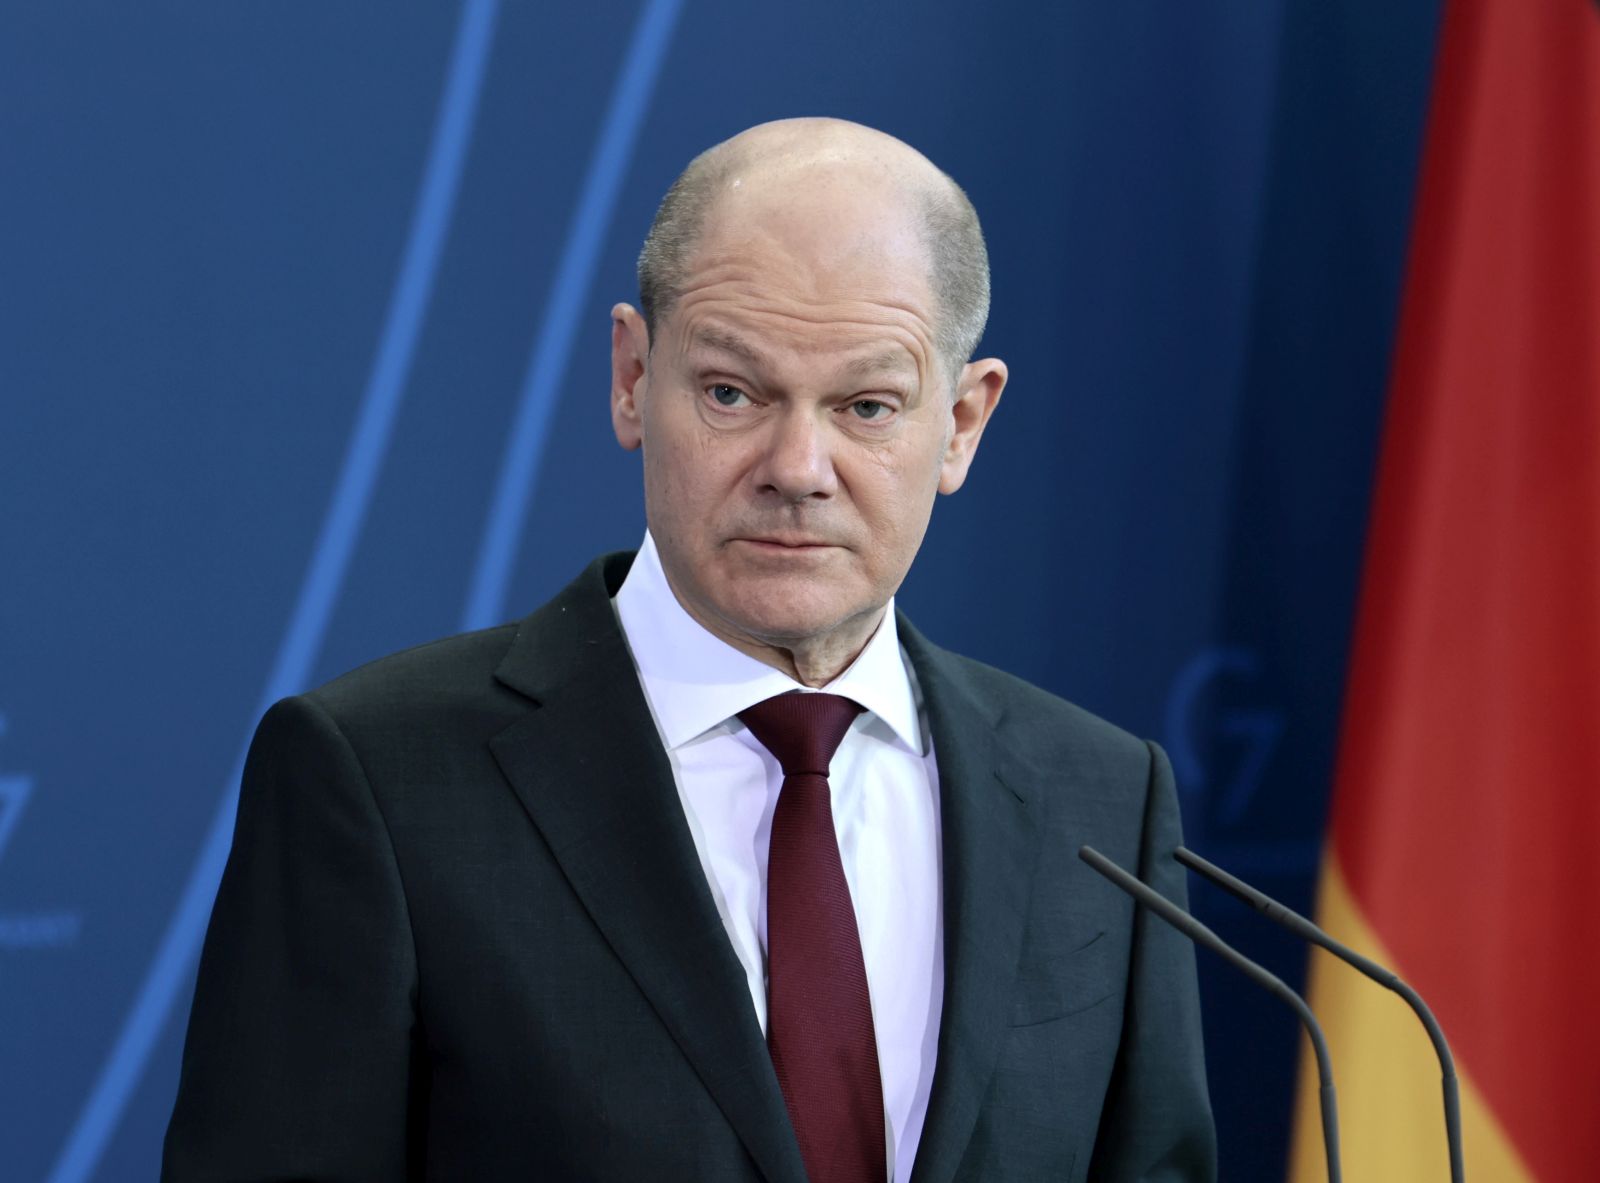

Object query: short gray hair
[636,149,991,385]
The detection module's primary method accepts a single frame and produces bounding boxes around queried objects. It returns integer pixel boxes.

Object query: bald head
[637,118,990,383]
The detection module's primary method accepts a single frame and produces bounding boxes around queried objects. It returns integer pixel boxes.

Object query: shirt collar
[614,532,923,754]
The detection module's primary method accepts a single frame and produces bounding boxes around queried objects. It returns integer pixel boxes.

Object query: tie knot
[738,692,864,777]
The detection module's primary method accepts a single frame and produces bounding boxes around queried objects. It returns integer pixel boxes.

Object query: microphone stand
[1078,846,1342,1183]
[1175,845,1465,1183]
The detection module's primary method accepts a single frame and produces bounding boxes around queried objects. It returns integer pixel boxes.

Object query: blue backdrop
[0,2,1441,1179]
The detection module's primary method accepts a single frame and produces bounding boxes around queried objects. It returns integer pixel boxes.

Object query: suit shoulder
[942,649,1147,752]
[278,555,623,748]
[909,633,1159,801]
[299,623,523,731]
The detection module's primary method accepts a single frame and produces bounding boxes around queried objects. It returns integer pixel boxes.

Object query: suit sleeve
[1086,741,1218,1182]
[162,694,423,1182]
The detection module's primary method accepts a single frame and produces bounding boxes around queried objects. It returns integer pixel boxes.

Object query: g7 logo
[0,712,82,949]
[1164,647,1285,832]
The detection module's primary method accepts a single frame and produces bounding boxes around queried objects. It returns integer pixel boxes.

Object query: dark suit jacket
[164,552,1215,1182]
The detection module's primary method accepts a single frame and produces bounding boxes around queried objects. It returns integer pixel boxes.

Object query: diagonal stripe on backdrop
[45,4,501,1180]
[460,0,685,632]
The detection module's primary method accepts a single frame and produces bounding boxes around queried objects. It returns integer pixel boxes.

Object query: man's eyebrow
[840,349,916,382]
[689,328,914,384]
[688,327,769,368]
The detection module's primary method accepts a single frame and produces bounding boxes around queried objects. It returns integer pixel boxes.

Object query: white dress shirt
[613,533,944,1181]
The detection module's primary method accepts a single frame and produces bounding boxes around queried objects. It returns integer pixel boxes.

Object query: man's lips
[732,535,840,550]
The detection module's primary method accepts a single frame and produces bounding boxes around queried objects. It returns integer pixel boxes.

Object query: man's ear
[611,303,651,451]
[939,357,1007,494]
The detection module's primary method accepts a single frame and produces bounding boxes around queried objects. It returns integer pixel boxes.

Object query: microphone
[1175,845,1465,1183]
[1078,846,1342,1183]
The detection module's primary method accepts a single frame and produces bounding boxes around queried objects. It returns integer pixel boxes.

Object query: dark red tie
[739,692,885,1183]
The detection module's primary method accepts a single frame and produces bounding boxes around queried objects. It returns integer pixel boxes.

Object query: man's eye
[850,400,891,421]
[708,384,749,407]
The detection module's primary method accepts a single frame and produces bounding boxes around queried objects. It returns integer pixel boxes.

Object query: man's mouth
[734,535,838,550]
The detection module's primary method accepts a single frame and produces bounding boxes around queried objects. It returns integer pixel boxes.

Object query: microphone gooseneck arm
[1174,845,1464,1183]
[1078,846,1341,1183]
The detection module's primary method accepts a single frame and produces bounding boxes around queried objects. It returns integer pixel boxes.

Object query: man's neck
[693,605,886,689]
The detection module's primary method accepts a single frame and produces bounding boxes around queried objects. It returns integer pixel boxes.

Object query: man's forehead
[669,217,938,358]
[684,321,921,380]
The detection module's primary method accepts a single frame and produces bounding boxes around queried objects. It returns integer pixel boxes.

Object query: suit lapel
[488,555,806,1183]
[901,619,1044,1183]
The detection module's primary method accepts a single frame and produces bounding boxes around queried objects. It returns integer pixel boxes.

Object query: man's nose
[754,407,838,502]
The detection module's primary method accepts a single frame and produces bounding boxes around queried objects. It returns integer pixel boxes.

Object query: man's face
[611,176,1003,674]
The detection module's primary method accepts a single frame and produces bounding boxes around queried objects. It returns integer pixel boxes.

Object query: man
[165,118,1214,1181]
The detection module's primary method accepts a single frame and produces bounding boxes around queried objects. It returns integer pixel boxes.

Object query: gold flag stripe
[1285,858,1534,1182]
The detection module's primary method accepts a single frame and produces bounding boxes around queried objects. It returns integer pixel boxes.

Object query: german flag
[1288,0,1600,1179]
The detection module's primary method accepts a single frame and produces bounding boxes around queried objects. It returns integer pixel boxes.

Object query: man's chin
[715,588,885,655]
